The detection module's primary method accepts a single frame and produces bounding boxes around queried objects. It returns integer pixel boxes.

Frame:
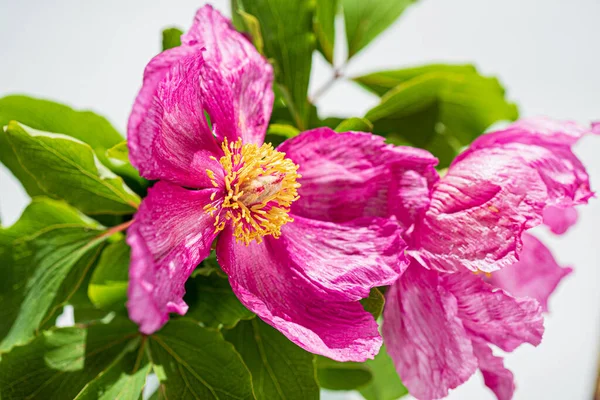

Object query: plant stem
[310,63,347,103]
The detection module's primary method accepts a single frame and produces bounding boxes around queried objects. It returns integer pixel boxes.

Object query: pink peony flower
[382,118,595,399]
[125,5,439,362]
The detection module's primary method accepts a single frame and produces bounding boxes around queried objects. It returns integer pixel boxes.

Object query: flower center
[204,138,301,245]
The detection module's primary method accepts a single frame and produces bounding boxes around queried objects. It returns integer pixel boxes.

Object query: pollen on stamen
[204,137,301,245]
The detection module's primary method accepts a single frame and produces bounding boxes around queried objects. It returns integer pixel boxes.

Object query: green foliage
[88,239,130,311]
[0,198,108,351]
[314,0,338,63]
[161,27,183,50]
[335,117,374,132]
[317,356,373,391]
[4,122,140,215]
[360,345,409,400]
[360,287,385,320]
[225,319,319,400]
[342,0,417,59]
[361,65,518,167]
[105,140,149,194]
[148,320,255,400]
[0,95,123,196]
[232,0,315,130]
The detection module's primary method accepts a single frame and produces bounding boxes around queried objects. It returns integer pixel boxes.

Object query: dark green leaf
[162,27,183,51]
[234,0,316,130]
[316,356,372,391]
[342,0,416,59]
[224,318,319,400]
[363,66,518,167]
[88,239,130,311]
[0,318,141,400]
[360,287,385,320]
[0,95,123,196]
[185,274,254,329]
[148,319,254,400]
[335,117,373,132]
[359,345,408,400]
[314,0,339,63]
[4,122,140,215]
[0,198,111,351]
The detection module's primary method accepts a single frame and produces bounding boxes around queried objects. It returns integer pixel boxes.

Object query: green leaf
[185,274,254,329]
[105,140,149,193]
[342,0,416,59]
[237,10,265,55]
[88,239,130,311]
[265,123,301,147]
[363,66,518,167]
[162,27,183,51]
[0,198,111,351]
[234,0,316,130]
[74,341,151,400]
[335,117,373,132]
[0,318,142,400]
[314,0,339,63]
[316,356,372,391]
[360,287,385,320]
[148,319,254,400]
[224,318,319,400]
[354,64,477,96]
[0,95,123,196]
[4,122,140,215]
[359,345,408,400]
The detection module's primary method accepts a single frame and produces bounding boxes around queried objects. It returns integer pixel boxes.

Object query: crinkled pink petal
[182,5,273,145]
[443,271,544,352]
[472,340,515,400]
[592,121,600,134]
[543,205,578,235]
[489,233,572,312]
[127,182,220,334]
[382,264,478,400]
[410,117,593,273]
[216,217,404,361]
[278,128,439,230]
[281,215,407,301]
[128,52,223,188]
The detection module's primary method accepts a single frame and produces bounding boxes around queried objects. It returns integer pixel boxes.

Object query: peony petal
[182,5,273,145]
[128,52,223,188]
[542,205,578,235]
[443,271,544,352]
[472,340,515,400]
[489,233,572,312]
[410,118,593,273]
[278,128,439,230]
[216,222,389,362]
[281,215,407,300]
[127,181,220,334]
[382,264,478,400]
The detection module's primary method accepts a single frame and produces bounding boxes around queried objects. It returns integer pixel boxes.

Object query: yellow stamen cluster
[204,138,301,245]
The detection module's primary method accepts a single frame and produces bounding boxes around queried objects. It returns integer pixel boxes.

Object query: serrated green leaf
[342,0,416,59]
[0,318,141,400]
[360,287,385,320]
[224,318,319,400]
[74,340,151,400]
[335,117,373,132]
[88,239,130,312]
[4,122,140,215]
[316,356,372,391]
[359,345,408,400]
[148,319,254,400]
[0,198,112,352]
[0,95,123,196]
[234,0,316,130]
[363,66,518,167]
[185,274,254,329]
[314,0,339,63]
[161,27,183,51]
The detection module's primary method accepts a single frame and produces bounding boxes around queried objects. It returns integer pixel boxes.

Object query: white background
[1,1,599,399]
